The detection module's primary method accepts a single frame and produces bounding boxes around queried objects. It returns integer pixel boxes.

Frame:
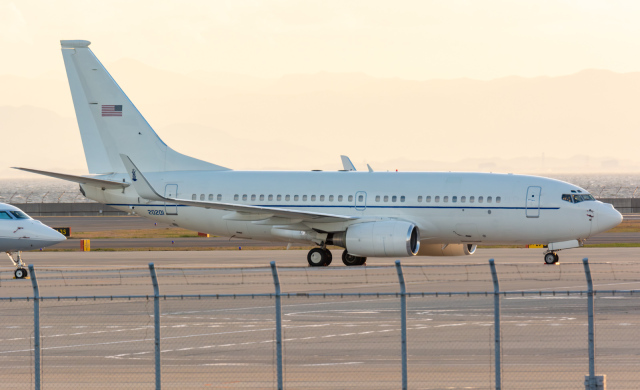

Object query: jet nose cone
[597,204,623,233]
[31,222,66,247]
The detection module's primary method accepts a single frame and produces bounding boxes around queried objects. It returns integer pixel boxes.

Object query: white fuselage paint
[0,203,66,252]
[81,171,622,251]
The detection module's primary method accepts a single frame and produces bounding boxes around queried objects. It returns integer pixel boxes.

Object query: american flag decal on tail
[102,105,122,117]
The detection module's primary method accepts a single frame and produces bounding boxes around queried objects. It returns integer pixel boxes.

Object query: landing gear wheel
[307,248,329,267]
[553,252,559,263]
[324,249,333,266]
[342,250,366,266]
[544,252,557,265]
[14,268,27,279]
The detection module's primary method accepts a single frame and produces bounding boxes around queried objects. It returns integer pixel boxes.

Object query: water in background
[0,174,638,204]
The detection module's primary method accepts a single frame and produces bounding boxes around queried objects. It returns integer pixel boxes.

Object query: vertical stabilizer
[60,40,229,174]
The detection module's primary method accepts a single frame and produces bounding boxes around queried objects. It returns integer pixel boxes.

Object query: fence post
[582,258,606,390]
[395,260,408,390]
[270,261,284,390]
[149,263,161,390]
[28,264,41,390]
[489,259,501,390]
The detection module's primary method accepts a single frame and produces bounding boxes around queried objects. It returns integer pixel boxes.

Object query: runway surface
[2,250,639,388]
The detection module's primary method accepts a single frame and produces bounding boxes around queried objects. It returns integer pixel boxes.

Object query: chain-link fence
[1,259,638,389]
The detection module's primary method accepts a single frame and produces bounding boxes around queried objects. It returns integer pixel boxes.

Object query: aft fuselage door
[526,186,541,218]
[355,191,367,211]
[164,184,178,215]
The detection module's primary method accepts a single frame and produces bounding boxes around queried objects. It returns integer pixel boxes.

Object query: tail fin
[60,40,229,174]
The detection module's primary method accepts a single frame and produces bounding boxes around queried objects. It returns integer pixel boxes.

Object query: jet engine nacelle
[417,243,477,256]
[338,221,420,257]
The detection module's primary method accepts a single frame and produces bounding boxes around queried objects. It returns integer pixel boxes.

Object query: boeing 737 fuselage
[16,40,622,267]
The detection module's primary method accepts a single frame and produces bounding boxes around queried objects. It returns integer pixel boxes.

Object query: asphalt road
[1,248,639,389]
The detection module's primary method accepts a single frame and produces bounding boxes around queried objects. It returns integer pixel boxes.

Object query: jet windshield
[0,210,31,219]
[561,193,595,203]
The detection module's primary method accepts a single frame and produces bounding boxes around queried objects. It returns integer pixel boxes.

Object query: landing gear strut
[7,251,28,279]
[543,251,559,265]
[342,250,366,266]
[307,247,333,267]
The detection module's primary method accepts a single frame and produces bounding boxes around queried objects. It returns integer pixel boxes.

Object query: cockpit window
[581,194,595,201]
[0,211,12,219]
[9,211,29,219]
[561,194,572,202]
[572,195,583,203]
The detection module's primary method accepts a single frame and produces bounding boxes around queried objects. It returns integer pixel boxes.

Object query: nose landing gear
[7,251,28,279]
[544,251,559,265]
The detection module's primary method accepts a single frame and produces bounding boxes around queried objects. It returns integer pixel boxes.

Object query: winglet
[119,154,164,201]
[340,155,356,171]
[367,164,374,172]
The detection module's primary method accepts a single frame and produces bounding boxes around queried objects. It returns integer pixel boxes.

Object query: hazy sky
[3,0,640,80]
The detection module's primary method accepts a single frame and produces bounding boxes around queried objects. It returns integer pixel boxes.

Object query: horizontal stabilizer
[120,154,356,223]
[13,167,129,189]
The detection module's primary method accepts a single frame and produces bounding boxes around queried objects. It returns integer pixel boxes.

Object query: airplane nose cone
[31,222,66,247]
[597,204,623,233]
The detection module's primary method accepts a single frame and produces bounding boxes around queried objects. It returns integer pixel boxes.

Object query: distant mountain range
[2,61,639,177]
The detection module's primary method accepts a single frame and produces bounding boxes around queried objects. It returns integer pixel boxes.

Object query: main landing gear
[306,247,367,267]
[7,251,28,279]
[341,250,366,266]
[543,251,559,265]
[307,247,333,267]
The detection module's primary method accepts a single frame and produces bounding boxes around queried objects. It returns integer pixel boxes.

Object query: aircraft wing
[120,155,357,223]
[13,167,129,189]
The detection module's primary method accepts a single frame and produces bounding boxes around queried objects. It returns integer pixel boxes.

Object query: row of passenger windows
[191,193,501,204]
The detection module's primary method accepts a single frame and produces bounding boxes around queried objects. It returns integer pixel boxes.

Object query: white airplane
[16,40,623,267]
[0,203,66,278]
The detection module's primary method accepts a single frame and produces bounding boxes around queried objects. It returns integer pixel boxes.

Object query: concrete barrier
[598,198,640,213]
[10,203,129,216]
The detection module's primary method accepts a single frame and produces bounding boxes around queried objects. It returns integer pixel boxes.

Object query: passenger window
[376,195,381,202]
[311,195,316,201]
[294,195,299,201]
[303,195,308,201]
[359,195,364,202]
[200,194,205,201]
[320,195,325,201]
[259,194,264,201]
[487,196,492,203]
[562,194,572,202]
[426,196,431,202]
[251,194,256,201]
[435,196,439,203]
[418,196,422,202]
[444,196,449,203]
[400,196,405,202]
[496,196,501,203]
[0,211,11,219]
[217,194,222,201]
[234,194,239,201]
[461,196,466,203]
[478,196,483,203]
[348,195,353,202]
[452,196,457,203]
[329,195,334,202]
[277,195,282,201]
[338,195,343,202]
[192,194,197,200]
[242,194,247,201]
[208,194,213,201]
[384,195,389,202]
[285,195,290,201]
[573,195,582,203]
[268,195,273,201]
[469,196,474,203]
